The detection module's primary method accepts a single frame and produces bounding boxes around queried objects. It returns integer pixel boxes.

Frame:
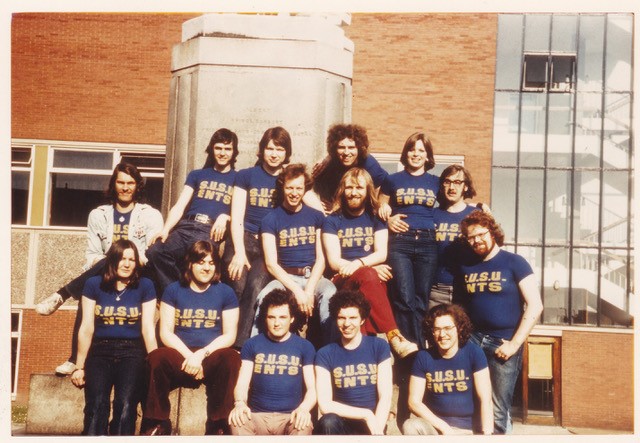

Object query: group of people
[36,124,543,436]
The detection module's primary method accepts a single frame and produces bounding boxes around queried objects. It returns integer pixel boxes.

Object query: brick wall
[346,13,497,204]
[11,13,198,145]
[561,330,634,430]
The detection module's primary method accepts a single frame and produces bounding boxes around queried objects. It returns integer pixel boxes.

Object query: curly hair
[107,162,146,204]
[100,239,141,292]
[329,290,371,321]
[460,209,505,247]
[326,124,369,162]
[255,126,292,166]
[180,240,222,286]
[330,167,379,214]
[273,163,313,207]
[399,132,436,171]
[436,164,478,207]
[255,288,305,335]
[423,304,474,349]
[203,128,239,169]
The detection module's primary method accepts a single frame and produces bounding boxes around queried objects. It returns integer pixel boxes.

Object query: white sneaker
[35,293,64,316]
[55,361,76,375]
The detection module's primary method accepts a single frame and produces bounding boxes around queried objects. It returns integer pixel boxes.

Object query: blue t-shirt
[433,205,477,286]
[381,170,439,230]
[460,249,534,339]
[234,166,278,234]
[361,155,388,188]
[112,209,131,242]
[313,156,388,206]
[260,204,324,268]
[322,211,386,261]
[241,333,316,413]
[184,168,236,219]
[411,343,488,429]
[83,276,156,340]
[161,281,239,348]
[315,335,391,411]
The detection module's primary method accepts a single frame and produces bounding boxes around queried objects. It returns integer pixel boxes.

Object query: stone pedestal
[163,13,354,211]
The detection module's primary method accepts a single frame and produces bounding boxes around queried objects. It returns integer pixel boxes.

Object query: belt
[185,213,214,225]
[282,266,312,278]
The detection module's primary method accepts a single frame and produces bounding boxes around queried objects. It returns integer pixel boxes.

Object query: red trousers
[143,346,241,422]
[332,266,398,335]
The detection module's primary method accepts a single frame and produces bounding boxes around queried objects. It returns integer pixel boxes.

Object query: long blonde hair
[330,168,379,214]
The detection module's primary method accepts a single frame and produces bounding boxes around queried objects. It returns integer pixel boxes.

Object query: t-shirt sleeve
[140,278,157,303]
[470,343,489,373]
[410,350,430,378]
[380,175,394,196]
[184,169,199,189]
[512,253,535,283]
[322,215,338,235]
[161,283,178,307]
[315,347,331,370]
[301,339,316,366]
[374,337,392,363]
[260,212,277,235]
[234,168,251,191]
[374,214,387,231]
[365,156,389,188]
[240,338,256,362]
[221,284,240,310]
[82,277,100,302]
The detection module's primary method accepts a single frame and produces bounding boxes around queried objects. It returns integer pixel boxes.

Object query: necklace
[115,287,127,301]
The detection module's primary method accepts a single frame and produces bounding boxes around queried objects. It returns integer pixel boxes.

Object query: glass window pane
[490,168,516,244]
[53,150,113,170]
[11,312,20,332]
[144,177,165,212]
[12,171,30,225]
[517,169,544,244]
[523,54,548,90]
[601,171,629,247]
[49,173,109,227]
[574,92,602,168]
[520,93,546,167]
[551,15,578,52]
[573,171,600,246]
[542,247,570,325]
[496,14,524,90]
[603,93,631,169]
[571,248,599,325]
[549,55,575,92]
[492,92,520,166]
[577,15,605,92]
[547,94,573,167]
[599,248,632,327]
[12,147,32,165]
[524,15,551,52]
[120,153,166,172]
[545,170,571,244]
[605,14,632,92]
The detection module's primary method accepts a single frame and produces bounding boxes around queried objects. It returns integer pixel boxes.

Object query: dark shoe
[205,419,230,435]
[142,420,171,436]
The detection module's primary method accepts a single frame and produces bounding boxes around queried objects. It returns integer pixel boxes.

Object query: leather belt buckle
[194,213,212,224]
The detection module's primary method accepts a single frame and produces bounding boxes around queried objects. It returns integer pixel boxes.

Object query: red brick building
[11,13,634,431]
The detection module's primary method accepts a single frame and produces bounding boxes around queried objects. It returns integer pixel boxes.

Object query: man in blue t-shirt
[314,290,392,435]
[146,128,238,294]
[404,304,493,435]
[458,211,543,434]
[431,164,489,309]
[250,164,336,345]
[229,289,316,435]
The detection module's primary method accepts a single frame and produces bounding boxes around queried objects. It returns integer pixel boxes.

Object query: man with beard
[459,211,543,434]
[322,168,417,358]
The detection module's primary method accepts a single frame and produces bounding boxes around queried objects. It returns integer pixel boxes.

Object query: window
[11,311,22,399]
[11,147,33,225]
[523,53,576,92]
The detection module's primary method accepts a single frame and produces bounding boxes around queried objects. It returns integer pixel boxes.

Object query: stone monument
[163,13,354,212]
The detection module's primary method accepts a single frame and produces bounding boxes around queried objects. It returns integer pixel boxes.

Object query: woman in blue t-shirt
[378,132,440,348]
[70,239,158,435]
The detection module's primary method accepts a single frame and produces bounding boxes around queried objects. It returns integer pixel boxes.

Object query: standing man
[314,290,392,435]
[36,162,163,375]
[146,128,238,294]
[229,289,316,435]
[431,164,487,309]
[322,168,417,358]
[250,164,336,345]
[312,123,388,211]
[404,304,493,435]
[459,210,543,434]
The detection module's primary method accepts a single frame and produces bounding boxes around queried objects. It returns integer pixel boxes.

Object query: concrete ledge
[25,374,202,435]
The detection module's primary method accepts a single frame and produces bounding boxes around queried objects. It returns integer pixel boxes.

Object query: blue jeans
[470,331,523,434]
[313,413,371,435]
[387,230,438,348]
[221,231,271,348]
[83,338,147,435]
[250,275,337,345]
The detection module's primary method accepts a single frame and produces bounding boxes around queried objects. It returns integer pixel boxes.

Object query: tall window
[11,146,33,225]
[11,311,22,399]
[492,13,633,328]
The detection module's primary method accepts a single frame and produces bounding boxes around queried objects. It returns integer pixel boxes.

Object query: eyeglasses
[433,325,456,335]
[443,179,465,187]
[466,230,490,244]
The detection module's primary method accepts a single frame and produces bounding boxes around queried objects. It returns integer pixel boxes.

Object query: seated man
[229,289,316,435]
[314,290,392,435]
[250,164,336,345]
[322,168,417,358]
[142,240,241,436]
[404,304,493,435]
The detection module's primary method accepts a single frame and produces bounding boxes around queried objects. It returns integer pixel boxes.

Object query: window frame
[11,144,35,226]
[522,51,577,93]
[11,310,23,400]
